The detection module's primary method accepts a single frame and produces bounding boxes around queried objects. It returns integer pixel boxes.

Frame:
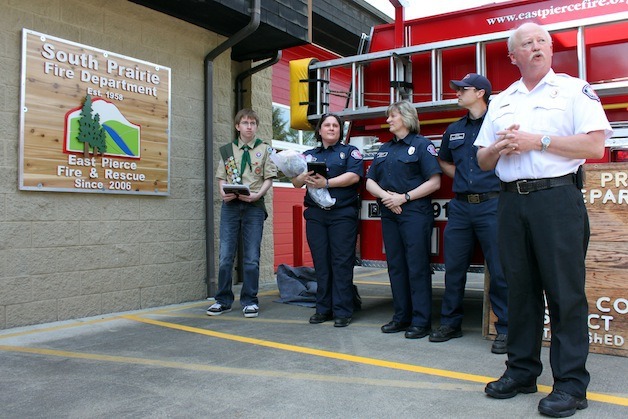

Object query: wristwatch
[405,193,411,202]
[541,135,551,153]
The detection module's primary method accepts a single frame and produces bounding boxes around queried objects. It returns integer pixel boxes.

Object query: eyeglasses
[456,86,477,92]
[239,121,257,127]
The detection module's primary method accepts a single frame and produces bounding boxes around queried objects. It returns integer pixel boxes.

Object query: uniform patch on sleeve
[582,84,600,102]
[427,143,438,156]
[351,149,363,160]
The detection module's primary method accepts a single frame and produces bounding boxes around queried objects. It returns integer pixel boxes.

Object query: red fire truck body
[291,0,628,268]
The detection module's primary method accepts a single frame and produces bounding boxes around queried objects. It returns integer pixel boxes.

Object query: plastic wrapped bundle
[270,149,336,208]
[270,149,307,178]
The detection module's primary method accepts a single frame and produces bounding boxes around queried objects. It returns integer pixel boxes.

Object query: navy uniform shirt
[366,133,441,215]
[439,114,500,194]
[303,141,363,209]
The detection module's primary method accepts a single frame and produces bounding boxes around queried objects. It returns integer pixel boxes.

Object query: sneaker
[206,303,231,316]
[243,304,259,318]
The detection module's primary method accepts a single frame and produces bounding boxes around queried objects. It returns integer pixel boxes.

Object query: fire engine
[289,0,628,356]
[290,0,628,267]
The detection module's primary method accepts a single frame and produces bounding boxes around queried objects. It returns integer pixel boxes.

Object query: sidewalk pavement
[1,267,626,418]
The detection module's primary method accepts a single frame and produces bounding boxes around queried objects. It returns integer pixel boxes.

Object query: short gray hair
[507,22,552,53]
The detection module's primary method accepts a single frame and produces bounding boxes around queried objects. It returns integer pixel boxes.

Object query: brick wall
[0,0,275,329]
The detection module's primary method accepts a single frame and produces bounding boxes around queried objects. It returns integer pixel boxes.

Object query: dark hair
[314,113,344,143]
[234,108,259,125]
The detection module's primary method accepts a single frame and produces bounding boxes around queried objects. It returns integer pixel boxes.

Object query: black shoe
[491,333,507,354]
[405,326,430,339]
[538,390,587,417]
[381,321,410,333]
[334,317,351,327]
[309,313,333,324]
[485,376,537,399]
[429,325,462,342]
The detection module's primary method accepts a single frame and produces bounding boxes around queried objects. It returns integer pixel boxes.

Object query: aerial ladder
[292,11,628,128]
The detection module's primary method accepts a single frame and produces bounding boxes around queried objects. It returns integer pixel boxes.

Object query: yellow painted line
[122,314,489,382]
[149,311,393,329]
[354,280,390,286]
[121,314,628,406]
[0,343,480,392]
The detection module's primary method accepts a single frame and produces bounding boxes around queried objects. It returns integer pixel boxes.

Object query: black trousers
[498,184,590,398]
[304,205,358,318]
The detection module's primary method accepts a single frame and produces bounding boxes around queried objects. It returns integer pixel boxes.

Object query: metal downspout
[205,0,260,297]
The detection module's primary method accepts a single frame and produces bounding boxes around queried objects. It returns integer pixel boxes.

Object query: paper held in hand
[222,184,251,195]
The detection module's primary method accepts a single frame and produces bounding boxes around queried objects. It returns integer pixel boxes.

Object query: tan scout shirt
[216,139,277,193]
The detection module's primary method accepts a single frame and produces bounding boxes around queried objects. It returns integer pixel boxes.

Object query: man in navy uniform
[430,73,508,354]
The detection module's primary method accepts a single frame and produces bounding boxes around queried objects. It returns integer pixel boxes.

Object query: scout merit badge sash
[219,139,267,217]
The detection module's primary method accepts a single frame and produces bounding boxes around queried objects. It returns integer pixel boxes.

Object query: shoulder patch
[351,149,363,160]
[427,143,438,157]
[582,84,600,102]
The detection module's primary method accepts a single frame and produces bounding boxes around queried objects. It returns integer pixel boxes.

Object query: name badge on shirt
[450,133,465,141]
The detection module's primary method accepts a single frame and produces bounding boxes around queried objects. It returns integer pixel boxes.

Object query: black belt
[501,173,576,195]
[455,192,500,204]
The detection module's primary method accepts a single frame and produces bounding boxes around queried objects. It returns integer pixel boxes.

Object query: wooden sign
[19,29,171,195]
[485,163,628,357]
[581,163,627,356]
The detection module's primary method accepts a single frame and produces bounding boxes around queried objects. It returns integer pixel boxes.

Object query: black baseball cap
[449,73,492,97]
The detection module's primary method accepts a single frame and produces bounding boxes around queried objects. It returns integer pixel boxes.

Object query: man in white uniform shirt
[475,22,612,418]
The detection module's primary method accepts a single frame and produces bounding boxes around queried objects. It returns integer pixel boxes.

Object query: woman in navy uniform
[366,101,441,339]
[292,114,363,327]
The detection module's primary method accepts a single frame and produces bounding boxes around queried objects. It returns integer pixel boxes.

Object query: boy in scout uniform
[207,108,277,318]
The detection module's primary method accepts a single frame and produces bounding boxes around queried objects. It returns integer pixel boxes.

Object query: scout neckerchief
[235,138,262,175]
[219,138,262,185]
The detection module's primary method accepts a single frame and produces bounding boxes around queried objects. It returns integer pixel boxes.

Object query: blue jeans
[215,201,265,307]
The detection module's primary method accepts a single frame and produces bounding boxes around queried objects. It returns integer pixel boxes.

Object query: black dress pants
[497,184,590,398]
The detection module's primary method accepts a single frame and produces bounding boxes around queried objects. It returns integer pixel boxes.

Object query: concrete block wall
[0,0,276,329]
[250,69,276,283]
